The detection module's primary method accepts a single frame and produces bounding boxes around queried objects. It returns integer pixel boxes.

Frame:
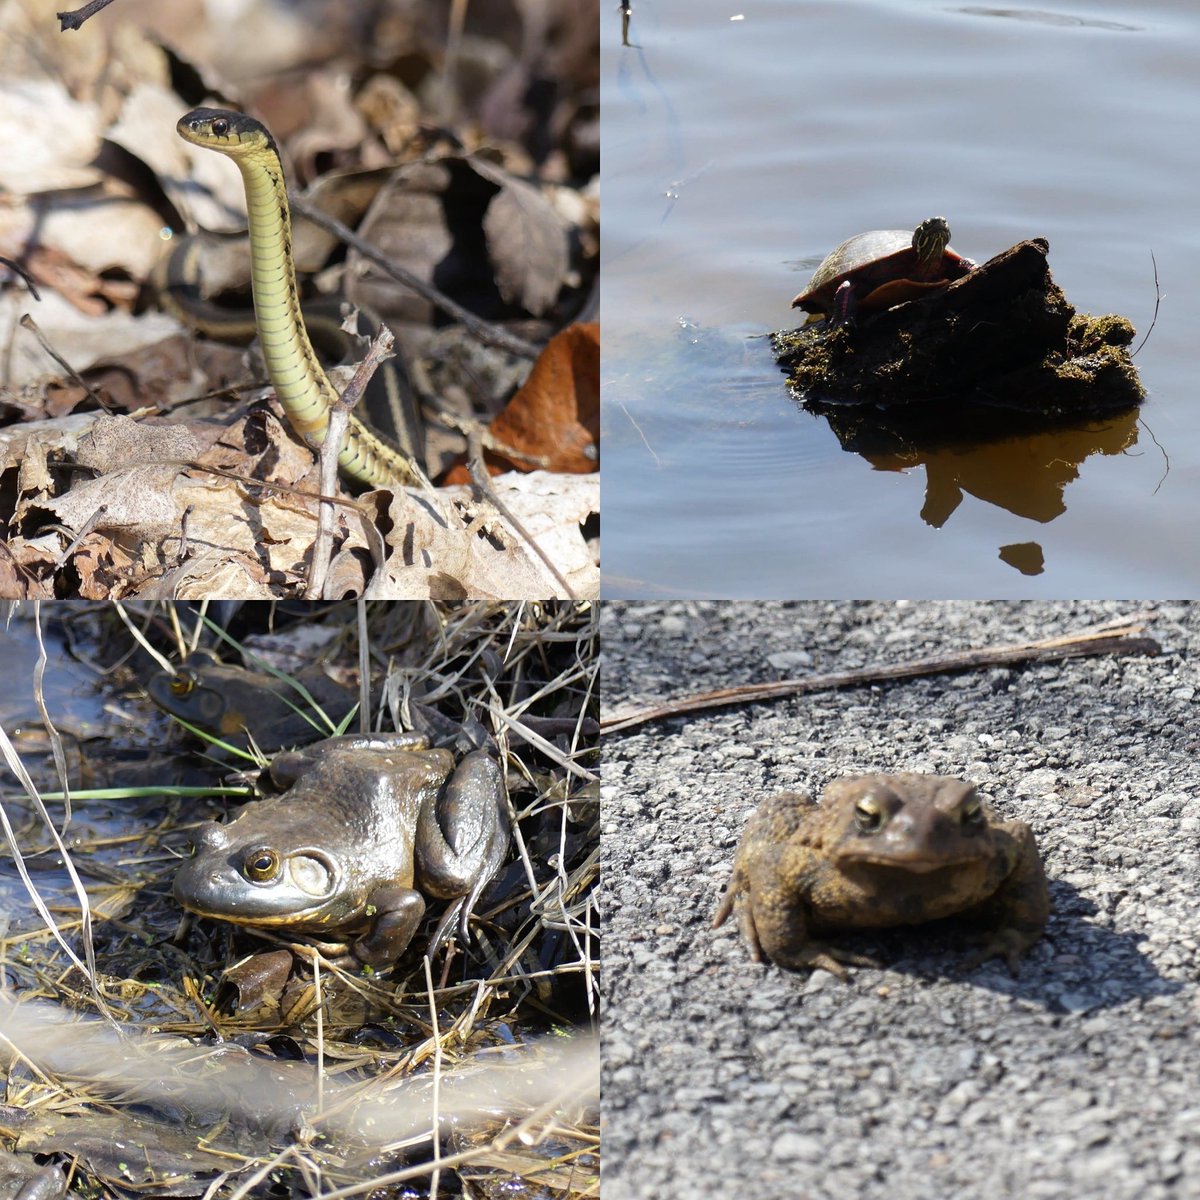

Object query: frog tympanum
[148,651,356,752]
[174,734,509,967]
[713,774,1048,979]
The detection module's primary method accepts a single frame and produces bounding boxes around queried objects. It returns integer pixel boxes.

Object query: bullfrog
[174,733,509,967]
[147,651,357,752]
[713,774,1049,979]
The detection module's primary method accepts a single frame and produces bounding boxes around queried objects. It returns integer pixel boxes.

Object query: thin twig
[307,326,395,599]
[314,955,324,1113]
[0,257,41,300]
[355,599,371,733]
[614,396,660,467]
[57,0,118,30]
[177,504,193,564]
[32,611,71,826]
[308,423,344,602]
[112,601,176,674]
[1131,249,1160,358]
[19,315,111,411]
[1140,413,1170,496]
[424,955,444,1200]
[466,430,576,598]
[51,504,108,570]
[602,615,1162,734]
[0,726,115,1029]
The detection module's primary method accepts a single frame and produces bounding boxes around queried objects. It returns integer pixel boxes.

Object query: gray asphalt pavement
[601,601,1200,1200]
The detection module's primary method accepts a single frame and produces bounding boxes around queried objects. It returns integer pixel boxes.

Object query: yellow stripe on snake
[172,107,424,489]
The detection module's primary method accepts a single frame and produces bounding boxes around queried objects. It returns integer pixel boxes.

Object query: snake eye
[212,117,230,136]
[168,670,197,697]
[243,847,280,883]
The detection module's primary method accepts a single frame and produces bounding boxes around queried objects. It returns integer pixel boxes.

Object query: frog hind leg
[353,885,426,968]
[415,752,510,902]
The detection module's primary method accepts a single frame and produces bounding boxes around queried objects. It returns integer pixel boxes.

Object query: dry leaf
[0,80,103,193]
[350,155,573,324]
[72,413,201,475]
[376,470,598,598]
[444,322,598,483]
[475,158,572,316]
[0,293,180,388]
[0,547,54,598]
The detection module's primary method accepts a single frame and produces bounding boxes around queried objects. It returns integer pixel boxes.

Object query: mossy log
[772,239,1144,419]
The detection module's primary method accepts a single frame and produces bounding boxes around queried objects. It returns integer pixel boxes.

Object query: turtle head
[912,216,951,267]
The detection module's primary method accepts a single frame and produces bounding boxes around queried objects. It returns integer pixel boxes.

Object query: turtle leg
[831,279,858,326]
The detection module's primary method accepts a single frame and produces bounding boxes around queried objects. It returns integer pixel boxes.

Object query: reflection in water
[955,8,1140,33]
[612,8,685,255]
[816,402,1140,572]
[999,543,1046,576]
[603,0,1199,596]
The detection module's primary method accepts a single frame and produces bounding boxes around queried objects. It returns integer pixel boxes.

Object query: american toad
[712,774,1048,978]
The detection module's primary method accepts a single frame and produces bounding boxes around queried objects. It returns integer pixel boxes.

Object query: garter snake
[171,107,425,489]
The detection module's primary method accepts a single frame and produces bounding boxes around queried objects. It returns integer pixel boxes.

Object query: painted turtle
[791,216,975,325]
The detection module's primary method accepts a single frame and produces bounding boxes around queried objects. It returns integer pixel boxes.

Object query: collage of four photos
[0,2,1197,1199]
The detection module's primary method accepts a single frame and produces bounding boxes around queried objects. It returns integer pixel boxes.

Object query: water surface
[602,0,1199,597]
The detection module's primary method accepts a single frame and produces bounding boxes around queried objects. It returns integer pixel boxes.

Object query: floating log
[772,238,1144,419]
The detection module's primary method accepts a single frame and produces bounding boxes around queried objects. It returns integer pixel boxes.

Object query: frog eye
[243,847,281,882]
[854,796,885,833]
[169,671,197,697]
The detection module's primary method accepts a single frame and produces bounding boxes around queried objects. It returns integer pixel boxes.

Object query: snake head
[176,108,277,159]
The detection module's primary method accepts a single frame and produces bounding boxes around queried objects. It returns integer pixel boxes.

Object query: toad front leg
[713,791,877,979]
[713,866,875,980]
[959,818,1050,974]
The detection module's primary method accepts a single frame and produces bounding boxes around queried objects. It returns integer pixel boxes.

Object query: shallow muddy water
[602,0,1200,597]
[0,603,599,1198]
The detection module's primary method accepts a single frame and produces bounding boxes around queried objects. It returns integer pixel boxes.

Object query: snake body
[174,107,423,488]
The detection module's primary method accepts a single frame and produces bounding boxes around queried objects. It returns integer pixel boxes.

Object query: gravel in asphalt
[601,601,1200,1200]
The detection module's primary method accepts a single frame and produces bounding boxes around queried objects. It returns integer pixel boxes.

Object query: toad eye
[212,117,230,136]
[243,848,280,882]
[854,796,885,833]
[961,798,985,828]
[168,670,197,697]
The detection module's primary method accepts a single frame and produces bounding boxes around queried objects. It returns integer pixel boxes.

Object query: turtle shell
[792,229,972,315]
